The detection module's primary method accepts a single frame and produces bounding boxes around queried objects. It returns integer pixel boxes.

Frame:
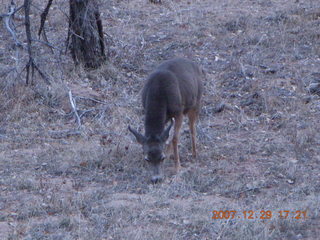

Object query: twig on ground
[76,96,109,105]
[49,129,82,139]
[216,217,232,240]
[31,38,60,51]
[79,108,102,119]
[68,90,82,129]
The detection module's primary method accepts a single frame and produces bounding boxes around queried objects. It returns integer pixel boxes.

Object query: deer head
[128,119,174,183]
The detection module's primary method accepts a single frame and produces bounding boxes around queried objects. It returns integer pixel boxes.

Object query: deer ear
[161,118,175,141]
[128,126,145,144]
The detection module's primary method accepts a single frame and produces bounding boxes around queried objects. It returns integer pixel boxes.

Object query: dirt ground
[0,0,320,239]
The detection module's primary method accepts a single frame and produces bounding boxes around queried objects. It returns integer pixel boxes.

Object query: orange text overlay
[211,210,307,220]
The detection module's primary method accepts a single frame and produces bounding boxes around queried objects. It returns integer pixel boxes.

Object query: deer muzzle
[150,162,163,183]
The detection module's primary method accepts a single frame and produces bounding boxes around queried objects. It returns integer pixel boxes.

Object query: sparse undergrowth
[0,0,320,239]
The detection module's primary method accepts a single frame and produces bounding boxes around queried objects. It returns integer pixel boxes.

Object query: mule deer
[129,58,203,183]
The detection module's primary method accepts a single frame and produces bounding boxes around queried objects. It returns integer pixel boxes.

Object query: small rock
[212,102,225,113]
[183,219,190,224]
[287,179,295,184]
[309,82,320,95]
[264,68,277,74]
[302,96,312,104]
[308,72,320,95]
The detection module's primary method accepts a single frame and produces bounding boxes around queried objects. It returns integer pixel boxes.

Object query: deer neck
[144,99,167,137]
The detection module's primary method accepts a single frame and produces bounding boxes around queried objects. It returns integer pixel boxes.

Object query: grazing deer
[129,58,203,183]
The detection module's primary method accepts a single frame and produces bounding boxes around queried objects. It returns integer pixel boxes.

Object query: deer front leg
[172,114,183,173]
[165,141,173,158]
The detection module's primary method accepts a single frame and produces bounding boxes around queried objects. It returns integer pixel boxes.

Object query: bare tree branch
[0,4,24,19]
[1,1,23,47]
[38,0,53,37]
[24,0,50,85]
[38,0,54,54]
[24,0,33,85]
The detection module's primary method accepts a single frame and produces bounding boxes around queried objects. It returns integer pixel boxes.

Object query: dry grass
[0,0,320,239]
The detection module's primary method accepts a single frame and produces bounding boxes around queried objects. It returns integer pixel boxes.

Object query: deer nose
[150,162,163,183]
[151,175,163,183]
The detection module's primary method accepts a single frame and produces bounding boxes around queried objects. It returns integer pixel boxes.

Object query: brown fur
[129,58,203,182]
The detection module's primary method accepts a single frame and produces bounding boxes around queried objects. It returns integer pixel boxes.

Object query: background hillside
[0,0,320,239]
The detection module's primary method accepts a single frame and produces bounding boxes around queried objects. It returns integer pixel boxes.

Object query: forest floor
[0,0,320,239]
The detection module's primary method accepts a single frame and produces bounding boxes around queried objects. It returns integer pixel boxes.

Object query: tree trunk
[69,0,106,69]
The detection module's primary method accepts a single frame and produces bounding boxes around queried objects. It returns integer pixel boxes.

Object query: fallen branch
[68,90,82,129]
[79,109,94,119]
[0,68,15,78]
[76,96,109,105]
[49,129,81,139]
[31,38,60,50]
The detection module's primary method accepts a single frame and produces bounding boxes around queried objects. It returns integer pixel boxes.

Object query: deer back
[142,58,203,134]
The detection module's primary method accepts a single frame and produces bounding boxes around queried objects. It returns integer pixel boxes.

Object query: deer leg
[188,109,198,158]
[166,141,173,158]
[165,122,174,158]
[172,114,183,173]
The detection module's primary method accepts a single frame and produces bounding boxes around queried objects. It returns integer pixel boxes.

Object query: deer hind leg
[172,114,183,173]
[188,108,199,158]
